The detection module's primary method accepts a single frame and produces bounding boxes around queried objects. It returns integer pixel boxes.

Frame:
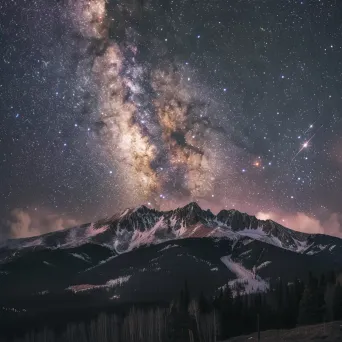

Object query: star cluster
[1,0,342,238]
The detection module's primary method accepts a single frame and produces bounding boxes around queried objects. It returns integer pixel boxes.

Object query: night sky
[1,0,342,239]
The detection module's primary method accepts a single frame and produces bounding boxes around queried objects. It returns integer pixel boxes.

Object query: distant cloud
[4,208,79,239]
[7,209,34,238]
[256,211,342,237]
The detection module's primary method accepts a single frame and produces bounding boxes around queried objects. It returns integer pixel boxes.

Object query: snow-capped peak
[1,203,341,260]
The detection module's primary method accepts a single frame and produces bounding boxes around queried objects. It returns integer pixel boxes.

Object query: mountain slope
[1,202,342,307]
[2,202,341,259]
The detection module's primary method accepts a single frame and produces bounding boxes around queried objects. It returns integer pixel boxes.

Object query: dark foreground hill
[226,320,342,342]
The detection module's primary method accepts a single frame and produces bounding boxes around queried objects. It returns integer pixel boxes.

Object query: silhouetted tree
[333,282,342,320]
[298,274,325,326]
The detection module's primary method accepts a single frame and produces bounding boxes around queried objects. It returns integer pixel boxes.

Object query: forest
[1,271,342,342]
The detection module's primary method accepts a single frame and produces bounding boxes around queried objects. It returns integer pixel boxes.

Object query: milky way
[67,0,237,208]
[1,0,342,238]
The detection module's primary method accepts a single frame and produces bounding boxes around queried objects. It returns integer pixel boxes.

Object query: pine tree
[327,271,336,285]
[318,273,327,322]
[333,282,342,320]
[319,273,327,289]
[298,276,325,326]
[308,272,318,289]
[216,286,234,339]
[298,286,315,325]
[198,291,210,314]
[287,278,303,326]
[183,280,190,311]
[324,281,335,322]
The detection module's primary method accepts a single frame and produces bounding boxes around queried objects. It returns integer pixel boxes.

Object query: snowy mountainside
[1,202,342,263]
[1,201,342,306]
[0,234,339,306]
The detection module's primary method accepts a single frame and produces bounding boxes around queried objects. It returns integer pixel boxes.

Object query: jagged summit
[166,202,215,225]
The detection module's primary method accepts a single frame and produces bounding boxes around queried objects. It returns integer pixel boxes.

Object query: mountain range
[1,202,342,309]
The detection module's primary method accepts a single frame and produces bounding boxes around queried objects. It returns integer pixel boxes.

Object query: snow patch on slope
[238,228,282,248]
[317,244,328,251]
[307,250,319,255]
[128,218,165,250]
[120,209,130,218]
[67,275,131,293]
[86,224,108,238]
[256,261,271,271]
[71,253,90,263]
[239,249,252,257]
[82,255,117,273]
[43,261,53,266]
[22,238,43,248]
[292,238,309,253]
[208,227,238,240]
[159,244,179,252]
[61,223,109,249]
[220,256,269,295]
[106,276,131,287]
[38,290,49,295]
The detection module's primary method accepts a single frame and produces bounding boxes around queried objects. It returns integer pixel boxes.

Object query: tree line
[1,271,342,342]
